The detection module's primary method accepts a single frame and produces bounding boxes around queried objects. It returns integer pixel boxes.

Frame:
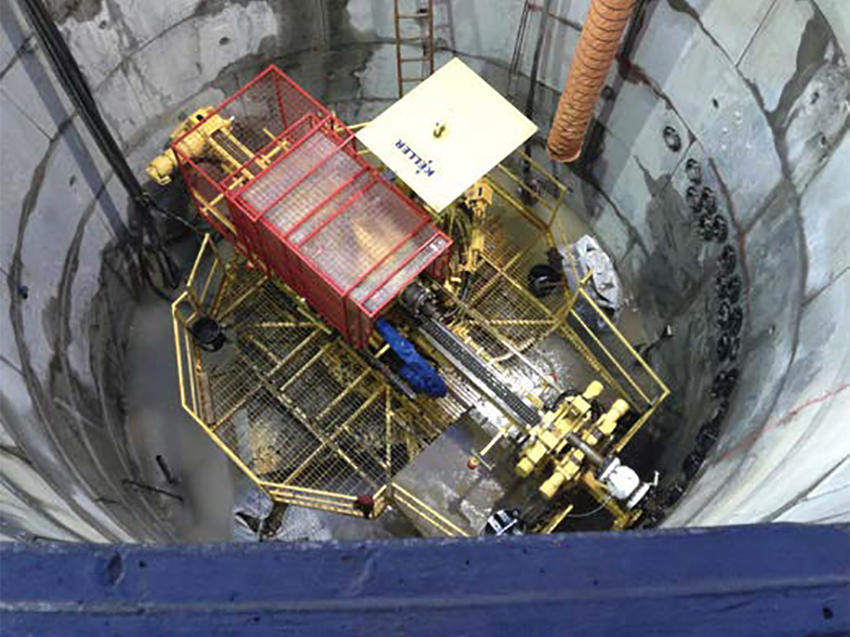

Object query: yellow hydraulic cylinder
[461,179,494,272]
[147,149,180,185]
[538,396,629,500]
[582,380,604,401]
[146,107,234,185]
[596,398,629,435]
[515,380,604,479]
[516,428,562,478]
[540,452,583,499]
[562,380,602,419]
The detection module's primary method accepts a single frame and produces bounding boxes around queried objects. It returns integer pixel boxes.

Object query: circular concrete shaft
[0,0,848,541]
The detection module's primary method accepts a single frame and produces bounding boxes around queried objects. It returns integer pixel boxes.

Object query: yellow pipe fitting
[516,457,536,478]
[521,442,547,470]
[596,398,629,435]
[516,428,560,477]
[609,398,629,419]
[517,380,607,481]
[540,471,567,499]
[561,380,602,419]
[568,394,592,416]
[540,454,583,500]
[540,430,561,450]
[147,149,179,185]
[583,430,602,447]
[583,380,603,400]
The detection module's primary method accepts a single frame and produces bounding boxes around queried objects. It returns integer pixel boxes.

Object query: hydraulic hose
[16,0,198,294]
[524,0,553,125]
[546,0,637,162]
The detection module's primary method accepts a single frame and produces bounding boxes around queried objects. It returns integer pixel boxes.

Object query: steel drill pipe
[547,0,637,162]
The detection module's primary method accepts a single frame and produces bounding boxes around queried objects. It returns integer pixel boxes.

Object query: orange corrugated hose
[547,0,638,162]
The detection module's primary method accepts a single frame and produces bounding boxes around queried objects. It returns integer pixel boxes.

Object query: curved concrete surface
[0,0,847,541]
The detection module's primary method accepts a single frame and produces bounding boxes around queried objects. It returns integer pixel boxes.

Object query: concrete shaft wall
[0,0,847,541]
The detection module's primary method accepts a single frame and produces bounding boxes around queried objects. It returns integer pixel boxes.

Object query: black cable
[548,386,579,411]
[520,0,552,181]
[507,1,531,96]
[17,0,187,292]
[19,0,143,203]
[442,270,471,323]
[524,0,553,124]
[619,0,652,63]
[148,197,207,238]
[566,495,611,519]
[457,269,472,303]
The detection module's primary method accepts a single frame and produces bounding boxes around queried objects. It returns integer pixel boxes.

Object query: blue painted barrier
[0,524,847,636]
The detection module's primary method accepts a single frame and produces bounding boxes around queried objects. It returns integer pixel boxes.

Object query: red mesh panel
[173,65,451,347]
[256,220,294,285]
[178,158,236,242]
[299,181,426,292]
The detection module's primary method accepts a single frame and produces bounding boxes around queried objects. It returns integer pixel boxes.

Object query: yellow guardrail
[391,483,471,538]
[171,137,671,535]
[171,236,368,518]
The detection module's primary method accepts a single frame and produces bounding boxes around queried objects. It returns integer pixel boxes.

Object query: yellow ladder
[393,0,435,97]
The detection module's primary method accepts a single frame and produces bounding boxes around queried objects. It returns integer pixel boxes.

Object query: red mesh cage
[172,65,450,347]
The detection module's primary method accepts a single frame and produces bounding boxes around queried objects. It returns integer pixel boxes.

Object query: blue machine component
[375,318,447,398]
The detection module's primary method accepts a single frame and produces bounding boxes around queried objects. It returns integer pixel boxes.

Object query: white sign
[356,58,538,212]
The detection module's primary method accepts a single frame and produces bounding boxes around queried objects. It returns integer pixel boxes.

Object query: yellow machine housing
[516,381,602,479]
[461,179,494,273]
[538,394,631,500]
[169,145,670,536]
[146,107,258,185]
